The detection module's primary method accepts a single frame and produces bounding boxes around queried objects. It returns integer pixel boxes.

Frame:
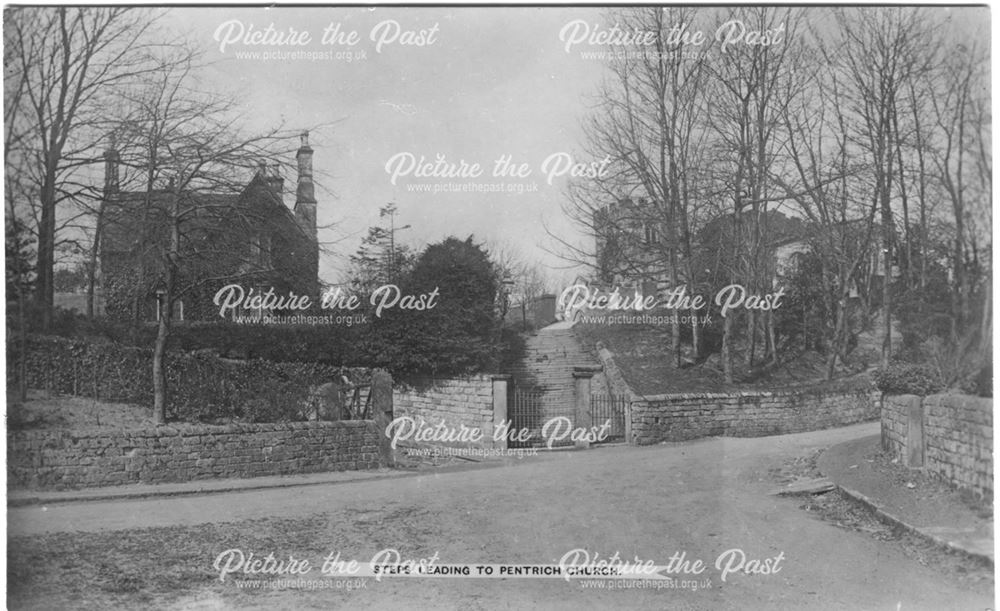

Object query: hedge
[7,335,370,423]
[43,314,500,377]
[872,363,943,396]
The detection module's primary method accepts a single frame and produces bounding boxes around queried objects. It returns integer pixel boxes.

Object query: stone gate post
[492,375,510,450]
[371,369,394,466]
[906,395,924,467]
[573,367,598,449]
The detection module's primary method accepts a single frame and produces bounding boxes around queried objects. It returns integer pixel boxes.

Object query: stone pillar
[492,375,510,450]
[624,398,633,445]
[573,368,597,450]
[906,395,924,468]
[371,369,394,467]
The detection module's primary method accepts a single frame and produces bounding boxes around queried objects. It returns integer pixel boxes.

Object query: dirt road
[8,422,994,610]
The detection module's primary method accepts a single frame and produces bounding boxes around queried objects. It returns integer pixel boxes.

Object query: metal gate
[508,388,545,448]
[509,389,628,448]
[590,394,627,443]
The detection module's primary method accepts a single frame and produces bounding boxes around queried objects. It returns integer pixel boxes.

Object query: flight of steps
[509,326,601,392]
[506,325,605,443]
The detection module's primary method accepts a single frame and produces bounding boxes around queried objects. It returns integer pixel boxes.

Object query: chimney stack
[294,130,317,237]
[296,130,316,206]
[103,135,119,195]
[293,130,319,296]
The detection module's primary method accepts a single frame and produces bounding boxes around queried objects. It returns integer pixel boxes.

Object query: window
[643,223,659,245]
[249,234,272,269]
[154,294,184,322]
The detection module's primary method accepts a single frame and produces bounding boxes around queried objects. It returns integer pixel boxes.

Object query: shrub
[7,335,371,423]
[371,236,502,376]
[872,363,943,396]
[970,359,992,398]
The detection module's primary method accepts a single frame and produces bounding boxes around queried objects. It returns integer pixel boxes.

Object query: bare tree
[104,54,319,423]
[554,6,715,364]
[4,6,167,330]
[927,40,990,338]
[703,6,804,380]
[829,7,936,367]
[776,59,881,378]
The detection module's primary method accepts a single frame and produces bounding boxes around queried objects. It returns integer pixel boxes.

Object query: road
[8,422,994,610]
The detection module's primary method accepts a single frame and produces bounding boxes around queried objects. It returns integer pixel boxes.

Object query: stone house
[100,132,319,322]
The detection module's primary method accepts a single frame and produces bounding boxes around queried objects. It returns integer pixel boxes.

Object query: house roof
[697,209,809,249]
[101,172,303,255]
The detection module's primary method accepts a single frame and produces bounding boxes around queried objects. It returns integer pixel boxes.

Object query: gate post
[573,367,599,450]
[905,395,924,467]
[491,375,510,450]
[371,369,394,467]
[624,398,633,445]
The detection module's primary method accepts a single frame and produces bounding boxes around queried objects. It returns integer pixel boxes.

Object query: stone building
[100,132,320,321]
[592,196,666,295]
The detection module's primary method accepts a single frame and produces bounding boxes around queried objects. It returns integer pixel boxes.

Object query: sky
[161,6,613,284]
[156,5,989,286]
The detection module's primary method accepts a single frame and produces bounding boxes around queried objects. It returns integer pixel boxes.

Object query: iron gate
[508,388,628,448]
[590,394,627,443]
[508,388,545,448]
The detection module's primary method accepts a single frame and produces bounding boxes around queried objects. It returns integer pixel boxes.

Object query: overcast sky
[159,5,989,285]
[161,6,612,284]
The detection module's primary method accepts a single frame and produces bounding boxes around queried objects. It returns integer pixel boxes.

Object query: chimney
[103,136,119,195]
[296,130,316,206]
[294,130,317,237]
[266,163,284,194]
[293,130,319,296]
[253,161,282,195]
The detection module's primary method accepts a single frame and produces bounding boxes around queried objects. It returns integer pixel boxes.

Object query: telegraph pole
[381,202,410,283]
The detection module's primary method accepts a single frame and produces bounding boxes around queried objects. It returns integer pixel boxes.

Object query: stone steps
[508,328,601,394]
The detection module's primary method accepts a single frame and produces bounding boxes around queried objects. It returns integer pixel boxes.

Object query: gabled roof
[101,171,303,255]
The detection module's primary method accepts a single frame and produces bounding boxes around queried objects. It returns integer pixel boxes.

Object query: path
[8,422,994,610]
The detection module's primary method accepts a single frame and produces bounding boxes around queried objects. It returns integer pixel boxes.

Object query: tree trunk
[17,247,29,403]
[669,247,681,368]
[880,231,892,368]
[722,314,734,384]
[152,291,171,424]
[826,293,848,380]
[86,199,106,320]
[892,101,912,285]
[766,312,777,365]
[35,160,57,331]
[153,190,181,424]
[879,140,894,368]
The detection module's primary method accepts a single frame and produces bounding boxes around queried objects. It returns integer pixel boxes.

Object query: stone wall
[882,393,992,499]
[881,394,914,461]
[392,376,505,449]
[630,389,880,445]
[9,420,382,490]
